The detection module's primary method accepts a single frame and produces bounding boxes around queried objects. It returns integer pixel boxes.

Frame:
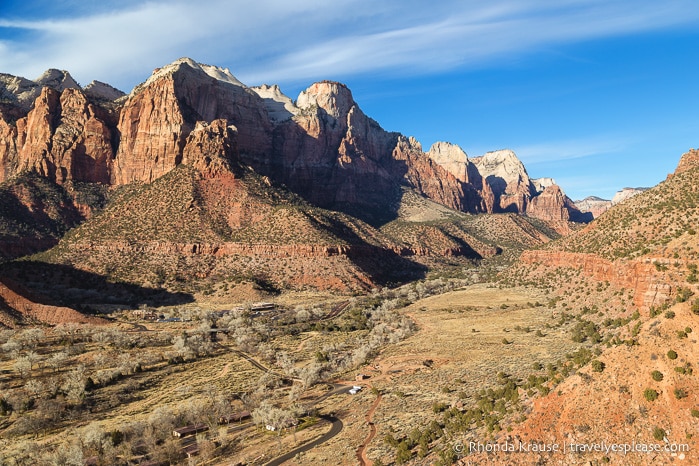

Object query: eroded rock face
[526,185,570,221]
[472,149,534,213]
[521,250,667,308]
[0,278,106,327]
[113,59,272,185]
[427,141,471,183]
[267,81,401,215]
[6,87,115,184]
[611,187,648,205]
[526,184,587,222]
[181,119,238,178]
[674,148,699,175]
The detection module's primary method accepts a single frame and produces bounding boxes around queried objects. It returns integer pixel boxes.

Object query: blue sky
[1,0,698,200]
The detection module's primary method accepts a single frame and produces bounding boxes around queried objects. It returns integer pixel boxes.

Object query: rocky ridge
[1,58,583,224]
[485,150,699,465]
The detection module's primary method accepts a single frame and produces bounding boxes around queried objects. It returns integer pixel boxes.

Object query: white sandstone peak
[251,84,299,123]
[473,149,529,180]
[84,80,125,102]
[296,81,354,119]
[141,57,245,91]
[532,177,556,194]
[36,69,81,91]
[428,142,470,182]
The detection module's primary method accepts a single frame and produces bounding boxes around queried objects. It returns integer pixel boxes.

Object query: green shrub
[651,370,664,382]
[653,427,666,441]
[667,350,678,360]
[674,388,688,400]
[591,360,605,372]
[643,389,659,402]
[676,287,694,303]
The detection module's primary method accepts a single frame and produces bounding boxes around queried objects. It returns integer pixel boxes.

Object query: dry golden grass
[298,285,583,465]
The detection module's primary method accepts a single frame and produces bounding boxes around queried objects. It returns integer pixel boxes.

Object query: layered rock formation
[526,184,587,223]
[0,77,118,184]
[471,149,533,213]
[611,186,648,205]
[574,195,612,218]
[0,58,588,225]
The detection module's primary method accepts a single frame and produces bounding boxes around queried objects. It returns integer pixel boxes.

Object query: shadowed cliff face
[0,261,194,312]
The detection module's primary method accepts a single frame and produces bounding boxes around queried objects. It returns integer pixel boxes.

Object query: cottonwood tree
[23,379,44,399]
[2,339,21,359]
[45,441,83,466]
[47,351,69,373]
[14,356,32,378]
[297,362,324,389]
[24,351,40,371]
[55,323,83,346]
[17,328,44,350]
[147,406,177,442]
[251,400,296,433]
[62,365,88,405]
[81,422,108,457]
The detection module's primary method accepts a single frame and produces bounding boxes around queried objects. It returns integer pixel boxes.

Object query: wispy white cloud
[514,135,633,164]
[0,0,698,90]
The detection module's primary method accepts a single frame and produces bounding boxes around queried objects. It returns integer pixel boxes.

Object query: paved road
[263,415,343,466]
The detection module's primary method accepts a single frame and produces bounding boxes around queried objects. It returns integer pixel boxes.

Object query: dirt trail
[356,391,382,466]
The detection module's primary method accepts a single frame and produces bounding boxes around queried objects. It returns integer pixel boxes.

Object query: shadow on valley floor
[0,261,194,311]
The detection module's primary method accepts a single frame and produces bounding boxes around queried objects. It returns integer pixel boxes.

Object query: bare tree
[23,379,44,399]
[62,365,88,405]
[17,328,44,350]
[47,351,69,373]
[2,339,21,359]
[14,356,32,378]
[251,400,296,433]
[45,441,83,466]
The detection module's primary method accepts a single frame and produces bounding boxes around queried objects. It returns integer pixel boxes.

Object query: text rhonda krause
[467,441,690,455]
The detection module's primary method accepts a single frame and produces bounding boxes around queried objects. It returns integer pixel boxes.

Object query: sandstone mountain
[0,58,583,225]
[574,186,651,220]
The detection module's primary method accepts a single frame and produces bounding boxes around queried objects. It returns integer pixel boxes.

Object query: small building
[219,411,251,424]
[349,386,362,395]
[251,302,275,311]
[132,309,159,320]
[356,373,369,381]
[182,443,200,458]
[172,424,208,438]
